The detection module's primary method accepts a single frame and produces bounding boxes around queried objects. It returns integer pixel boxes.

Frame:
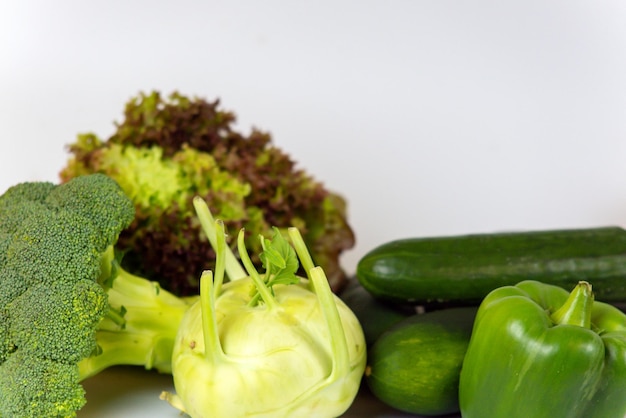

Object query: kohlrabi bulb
[161,198,366,418]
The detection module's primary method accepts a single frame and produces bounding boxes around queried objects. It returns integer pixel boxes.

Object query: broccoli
[60,90,355,296]
[0,173,193,417]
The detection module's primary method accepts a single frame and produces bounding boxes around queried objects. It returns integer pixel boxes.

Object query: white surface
[1,1,625,416]
[79,367,429,418]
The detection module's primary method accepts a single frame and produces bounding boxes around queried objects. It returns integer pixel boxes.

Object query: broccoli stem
[79,250,196,380]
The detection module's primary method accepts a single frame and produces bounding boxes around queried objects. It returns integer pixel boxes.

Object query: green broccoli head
[0,351,87,417]
[0,174,134,417]
[60,90,355,295]
[45,173,136,252]
[0,308,10,364]
[0,180,56,205]
[7,209,102,290]
[0,173,196,417]
[9,279,107,363]
[0,181,55,234]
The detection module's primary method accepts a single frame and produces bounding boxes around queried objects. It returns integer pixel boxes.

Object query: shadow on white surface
[80,367,178,417]
[79,366,460,417]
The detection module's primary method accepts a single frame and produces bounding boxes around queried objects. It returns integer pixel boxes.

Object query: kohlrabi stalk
[161,196,366,418]
[289,227,350,379]
[193,196,247,281]
[200,219,226,365]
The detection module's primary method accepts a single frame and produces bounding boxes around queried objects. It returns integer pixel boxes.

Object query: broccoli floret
[0,173,193,417]
[0,351,86,417]
[0,181,55,234]
[10,280,106,363]
[0,180,56,205]
[60,90,355,296]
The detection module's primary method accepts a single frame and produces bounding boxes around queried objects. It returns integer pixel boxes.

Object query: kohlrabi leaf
[259,228,299,287]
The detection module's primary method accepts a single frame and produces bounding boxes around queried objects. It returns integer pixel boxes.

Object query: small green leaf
[258,227,299,292]
[260,239,287,271]
[269,269,300,287]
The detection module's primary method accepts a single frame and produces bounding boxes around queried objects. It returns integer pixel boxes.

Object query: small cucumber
[339,278,414,347]
[365,307,477,416]
[357,227,626,304]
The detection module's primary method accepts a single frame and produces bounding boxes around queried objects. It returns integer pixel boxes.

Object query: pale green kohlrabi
[160,197,367,418]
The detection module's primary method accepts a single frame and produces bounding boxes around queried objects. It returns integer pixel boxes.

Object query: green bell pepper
[459,280,626,418]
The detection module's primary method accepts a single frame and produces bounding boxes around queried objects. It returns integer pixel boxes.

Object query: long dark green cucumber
[356,227,626,303]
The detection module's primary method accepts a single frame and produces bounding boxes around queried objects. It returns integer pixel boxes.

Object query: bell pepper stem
[550,281,594,328]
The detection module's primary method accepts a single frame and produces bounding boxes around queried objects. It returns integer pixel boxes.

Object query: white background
[2,1,626,275]
[1,2,626,416]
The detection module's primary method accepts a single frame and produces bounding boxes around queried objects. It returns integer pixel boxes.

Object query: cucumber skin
[357,227,626,304]
[365,307,478,416]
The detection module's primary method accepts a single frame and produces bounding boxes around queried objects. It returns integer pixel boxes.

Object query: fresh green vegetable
[0,174,193,417]
[459,280,626,418]
[357,227,626,304]
[365,307,477,416]
[160,197,367,418]
[60,91,355,295]
[339,278,413,347]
